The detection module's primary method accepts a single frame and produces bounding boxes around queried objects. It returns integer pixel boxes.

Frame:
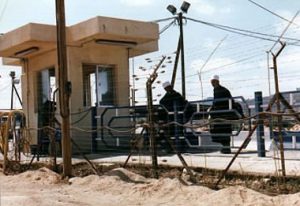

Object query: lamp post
[10,71,22,110]
[10,71,16,110]
[167,1,190,99]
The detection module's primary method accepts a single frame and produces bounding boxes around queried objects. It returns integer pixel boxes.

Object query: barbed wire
[22,109,300,135]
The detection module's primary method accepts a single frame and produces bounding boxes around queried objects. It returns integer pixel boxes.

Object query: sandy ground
[1,167,300,206]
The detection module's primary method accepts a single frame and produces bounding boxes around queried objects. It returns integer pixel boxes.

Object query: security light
[180,1,191,13]
[95,39,137,48]
[14,47,39,58]
[9,71,15,78]
[13,79,20,84]
[167,5,177,15]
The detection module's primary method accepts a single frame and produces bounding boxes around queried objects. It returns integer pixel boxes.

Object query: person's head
[162,81,173,92]
[211,75,220,88]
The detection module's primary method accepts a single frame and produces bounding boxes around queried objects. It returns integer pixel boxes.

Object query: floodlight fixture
[95,39,137,48]
[13,79,20,84]
[167,5,177,15]
[9,71,16,78]
[14,47,39,58]
[180,1,191,13]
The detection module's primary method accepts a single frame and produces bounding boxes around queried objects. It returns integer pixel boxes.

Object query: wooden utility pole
[178,12,186,99]
[55,0,72,177]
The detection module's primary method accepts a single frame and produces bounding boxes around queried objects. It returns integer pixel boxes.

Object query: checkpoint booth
[0,16,159,153]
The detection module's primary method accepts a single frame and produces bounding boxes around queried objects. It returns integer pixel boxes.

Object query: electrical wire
[186,17,300,44]
[198,36,227,100]
[186,53,262,78]
[159,19,176,35]
[0,0,8,23]
[151,16,176,23]
[247,0,300,27]
[269,11,300,52]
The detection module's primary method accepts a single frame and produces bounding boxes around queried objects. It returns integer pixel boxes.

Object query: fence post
[255,91,266,157]
[173,101,180,152]
[91,106,97,153]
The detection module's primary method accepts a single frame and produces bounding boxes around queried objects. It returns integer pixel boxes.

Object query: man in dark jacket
[210,75,233,154]
[159,81,188,152]
[160,81,187,112]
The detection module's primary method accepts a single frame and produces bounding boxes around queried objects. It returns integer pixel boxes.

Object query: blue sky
[0,0,300,108]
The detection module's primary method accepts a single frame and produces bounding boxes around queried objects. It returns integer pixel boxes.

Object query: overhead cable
[248,0,299,27]
[186,54,262,78]
[159,19,176,35]
[0,0,8,23]
[186,17,300,44]
[151,16,176,23]
[198,36,227,100]
[269,10,300,52]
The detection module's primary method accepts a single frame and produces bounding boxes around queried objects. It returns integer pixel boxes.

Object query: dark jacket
[160,90,187,112]
[212,85,232,111]
[210,85,233,144]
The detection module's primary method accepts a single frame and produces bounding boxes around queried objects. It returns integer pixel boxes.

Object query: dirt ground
[1,162,300,206]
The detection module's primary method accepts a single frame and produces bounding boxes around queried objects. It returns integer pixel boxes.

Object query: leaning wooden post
[271,42,286,177]
[146,56,166,178]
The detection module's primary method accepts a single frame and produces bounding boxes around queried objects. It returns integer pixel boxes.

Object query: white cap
[211,75,219,81]
[162,81,172,88]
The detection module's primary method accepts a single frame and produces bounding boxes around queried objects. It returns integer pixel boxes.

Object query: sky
[0,0,300,108]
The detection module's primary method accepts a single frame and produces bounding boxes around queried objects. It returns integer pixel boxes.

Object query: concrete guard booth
[0,16,159,153]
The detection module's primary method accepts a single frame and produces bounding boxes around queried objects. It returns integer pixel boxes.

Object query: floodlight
[9,71,15,78]
[167,5,177,15]
[95,39,137,48]
[13,79,20,84]
[14,47,39,58]
[180,1,190,13]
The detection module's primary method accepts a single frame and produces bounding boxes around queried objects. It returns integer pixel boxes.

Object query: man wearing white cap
[210,75,233,154]
[160,81,187,113]
[159,81,188,152]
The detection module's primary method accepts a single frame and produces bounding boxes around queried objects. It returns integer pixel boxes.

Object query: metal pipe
[171,36,181,87]
[255,91,265,157]
[10,73,15,110]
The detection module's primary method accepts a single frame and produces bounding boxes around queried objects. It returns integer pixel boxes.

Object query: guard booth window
[82,64,115,107]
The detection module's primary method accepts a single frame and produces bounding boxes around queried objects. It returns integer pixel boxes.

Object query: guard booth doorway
[37,67,58,154]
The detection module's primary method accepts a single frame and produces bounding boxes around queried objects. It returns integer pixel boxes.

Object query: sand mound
[105,167,150,183]
[201,186,273,206]
[3,167,300,205]
[17,167,61,185]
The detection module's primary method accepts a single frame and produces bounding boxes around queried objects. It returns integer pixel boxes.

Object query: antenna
[198,36,227,100]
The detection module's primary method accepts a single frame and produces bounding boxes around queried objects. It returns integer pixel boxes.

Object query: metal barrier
[93,96,250,151]
[96,105,149,149]
[183,96,250,147]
